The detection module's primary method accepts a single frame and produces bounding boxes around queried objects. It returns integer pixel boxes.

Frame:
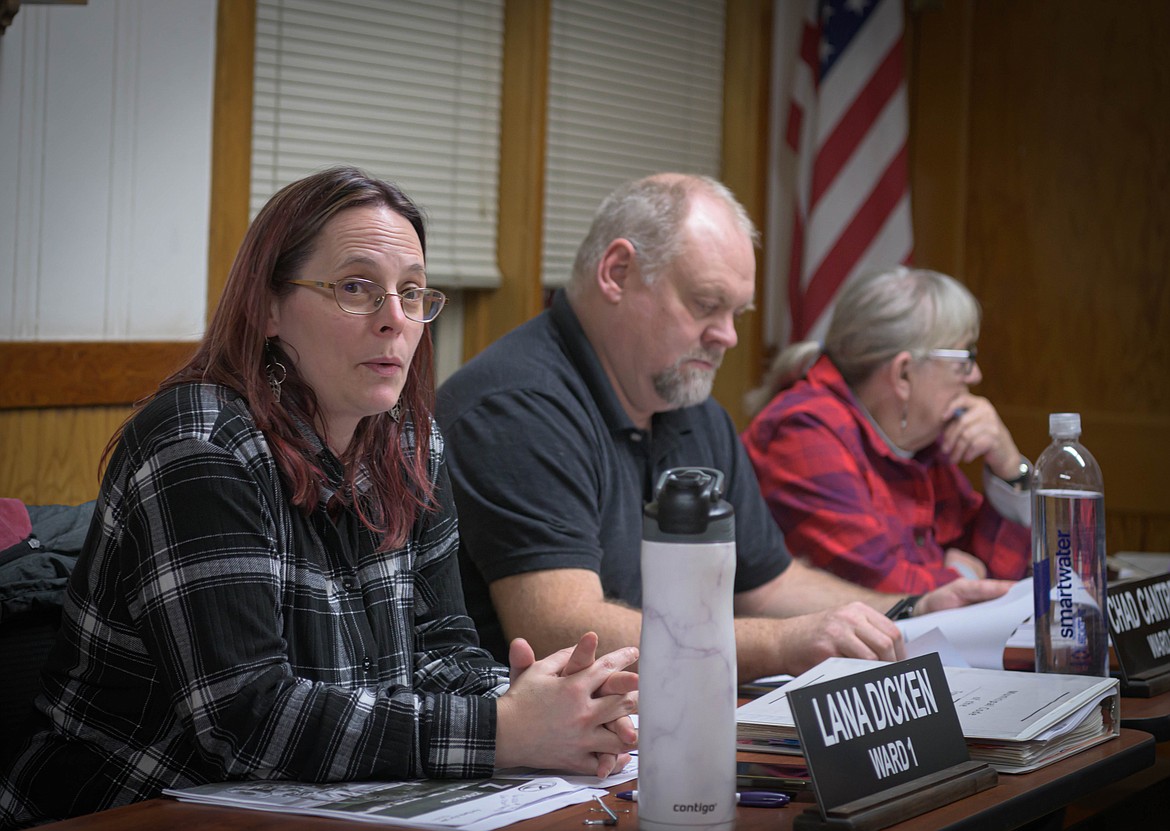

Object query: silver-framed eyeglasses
[927,346,978,376]
[288,277,446,323]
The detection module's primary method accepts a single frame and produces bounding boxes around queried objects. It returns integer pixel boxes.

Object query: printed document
[165,776,604,831]
[897,578,1035,669]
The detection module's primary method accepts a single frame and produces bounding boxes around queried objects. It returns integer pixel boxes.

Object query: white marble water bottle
[637,468,737,831]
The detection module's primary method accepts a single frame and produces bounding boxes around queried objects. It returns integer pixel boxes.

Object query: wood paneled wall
[712,0,773,428]
[0,0,253,506]
[909,0,1170,553]
[461,0,552,360]
[3,0,1167,560]
[0,0,772,506]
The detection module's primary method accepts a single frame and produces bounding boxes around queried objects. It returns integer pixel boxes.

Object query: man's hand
[764,602,906,676]
[916,578,1014,616]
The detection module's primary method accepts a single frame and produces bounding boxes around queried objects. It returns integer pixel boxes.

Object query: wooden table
[1120,692,1170,742]
[32,729,1155,831]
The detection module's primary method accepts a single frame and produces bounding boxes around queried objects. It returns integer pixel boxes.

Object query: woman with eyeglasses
[741,266,1030,595]
[0,167,636,827]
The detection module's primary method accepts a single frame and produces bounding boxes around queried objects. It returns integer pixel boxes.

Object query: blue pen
[616,790,790,808]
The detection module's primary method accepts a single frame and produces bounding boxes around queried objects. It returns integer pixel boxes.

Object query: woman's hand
[941,394,1021,479]
[495,632,638,777]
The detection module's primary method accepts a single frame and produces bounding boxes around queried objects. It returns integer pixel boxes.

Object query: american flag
[785,0,913,343]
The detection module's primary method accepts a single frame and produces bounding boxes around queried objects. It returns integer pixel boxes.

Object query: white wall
[0,0,216,341]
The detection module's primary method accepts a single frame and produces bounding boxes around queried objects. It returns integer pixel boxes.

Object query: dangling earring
[389,402,402,423]
[900,406,908,433]
[266,342,287,403]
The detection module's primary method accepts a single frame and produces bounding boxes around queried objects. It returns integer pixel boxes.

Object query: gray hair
[566,174,758,297]
[745,266,981,414]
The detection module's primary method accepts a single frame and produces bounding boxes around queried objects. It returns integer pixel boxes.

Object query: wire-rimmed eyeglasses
[926,346,978,376]
[287,277,446,323]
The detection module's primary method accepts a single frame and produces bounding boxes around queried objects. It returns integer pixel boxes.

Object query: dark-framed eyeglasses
[926,346,978,376]
[287,277,446,323]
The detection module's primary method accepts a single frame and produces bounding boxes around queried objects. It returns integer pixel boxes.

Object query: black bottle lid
[643,467,735,543]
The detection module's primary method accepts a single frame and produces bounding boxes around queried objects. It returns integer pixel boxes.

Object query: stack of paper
[736,657,1119,774]
[164,772,624,831]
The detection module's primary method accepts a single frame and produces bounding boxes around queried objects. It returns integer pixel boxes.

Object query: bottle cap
[1049,412,1081,438]
[643,467,734,542]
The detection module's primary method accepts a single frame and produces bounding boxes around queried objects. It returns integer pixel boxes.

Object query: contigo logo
[674,803,717,815]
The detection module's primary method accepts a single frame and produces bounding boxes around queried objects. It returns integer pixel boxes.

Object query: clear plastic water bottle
[1032,413,1108,676]
[638,468,737,831]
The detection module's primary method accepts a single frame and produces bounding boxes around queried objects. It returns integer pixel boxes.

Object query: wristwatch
[1002,457,1032,491]
[886,594,923,621]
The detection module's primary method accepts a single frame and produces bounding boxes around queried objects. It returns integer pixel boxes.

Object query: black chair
[1,502,91,767]
[0,606,58,767]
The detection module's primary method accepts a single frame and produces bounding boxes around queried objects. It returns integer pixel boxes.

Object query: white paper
[898,578,1035,669]
[164,776,600,831]
[1108,552,1170,579]
[899,626,972,668]
[1005,620,1033,649]
[496,753,638,789]
[736,656,1119,774]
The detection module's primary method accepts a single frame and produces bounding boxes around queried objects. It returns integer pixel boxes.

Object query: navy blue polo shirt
[436,291,791,660]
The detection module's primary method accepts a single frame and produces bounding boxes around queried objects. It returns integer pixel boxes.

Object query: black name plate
[1107,573,1170,681]
[788,653,968,814]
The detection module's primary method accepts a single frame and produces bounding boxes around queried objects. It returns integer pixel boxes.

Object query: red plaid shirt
[741,356,1029,593]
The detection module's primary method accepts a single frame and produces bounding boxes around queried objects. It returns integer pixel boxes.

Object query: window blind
[252,0,504,288]
[541,0,725,287]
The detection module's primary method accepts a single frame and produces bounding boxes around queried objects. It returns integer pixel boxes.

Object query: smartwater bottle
[638,468,737,831]
[1032,413,1108,676]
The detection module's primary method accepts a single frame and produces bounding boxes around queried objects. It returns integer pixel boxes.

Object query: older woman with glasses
[741,266,1030,597]
[0,167,636,827]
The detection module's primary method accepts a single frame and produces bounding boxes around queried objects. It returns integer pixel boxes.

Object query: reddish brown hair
[127,167,437,549]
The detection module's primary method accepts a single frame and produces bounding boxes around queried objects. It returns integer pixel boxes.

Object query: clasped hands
[495,631,638,778]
